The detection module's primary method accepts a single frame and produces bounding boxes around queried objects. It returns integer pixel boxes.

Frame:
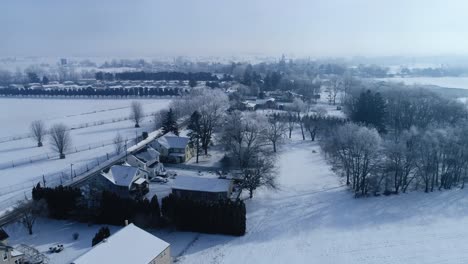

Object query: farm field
[0,98,171,209]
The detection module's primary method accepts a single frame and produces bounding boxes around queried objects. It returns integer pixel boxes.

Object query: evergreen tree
[350,90,386,133]
[189,79,197,88]
[162,108,179,135]
[187,111,202,163]
[41,76,49,85]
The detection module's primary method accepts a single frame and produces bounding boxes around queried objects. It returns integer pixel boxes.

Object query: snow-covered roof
[157,133,190,149]
[72,223,170,264]
[101,165,141,188]
[134,178,147,185]
[134,147,160,163]
[172,176,232,193]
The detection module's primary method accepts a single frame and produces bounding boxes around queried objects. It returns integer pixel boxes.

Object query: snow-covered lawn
[175,133,468,264]
[7,132,468,263]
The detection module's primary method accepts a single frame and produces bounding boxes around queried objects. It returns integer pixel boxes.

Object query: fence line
[0,137,137,170]
[0,110,160,144]
[0,150,124,212]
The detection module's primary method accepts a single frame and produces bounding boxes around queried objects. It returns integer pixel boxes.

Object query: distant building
[60,58,67,65]
[72,223,171,264]
[127,146,166,178]
[151,133,193,163]
[95,165,149,197]
[0,244,24,264]
[172,176,233,200]
[0,229,24,264]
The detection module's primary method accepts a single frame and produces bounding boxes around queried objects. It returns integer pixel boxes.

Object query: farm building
[172,176,233,200]
[72,223,171,264]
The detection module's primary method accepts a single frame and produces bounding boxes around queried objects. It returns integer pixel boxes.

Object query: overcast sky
[2,0,468,58]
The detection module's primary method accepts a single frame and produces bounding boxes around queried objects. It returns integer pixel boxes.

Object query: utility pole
[70,163,74,179]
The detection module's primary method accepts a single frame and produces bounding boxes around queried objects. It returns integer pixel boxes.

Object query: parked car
[150,176,168,183]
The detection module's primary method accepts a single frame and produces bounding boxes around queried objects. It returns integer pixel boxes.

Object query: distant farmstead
[72,223,171,264]
[172,176,233,200]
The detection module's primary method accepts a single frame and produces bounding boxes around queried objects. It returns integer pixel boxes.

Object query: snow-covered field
[176,133,468,264]
[0,98,171,209]
[6,132,468,263]
[378,76,468,90]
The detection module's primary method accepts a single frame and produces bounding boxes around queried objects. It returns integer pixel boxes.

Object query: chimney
[124,220,129,226]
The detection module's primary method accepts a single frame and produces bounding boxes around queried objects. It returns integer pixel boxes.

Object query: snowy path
[177,134,468,264]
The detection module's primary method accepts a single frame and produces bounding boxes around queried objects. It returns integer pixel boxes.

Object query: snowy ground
[7,132,468,263]
[377,76,468,90]
[0,98,171,210]
[175,132,468,264]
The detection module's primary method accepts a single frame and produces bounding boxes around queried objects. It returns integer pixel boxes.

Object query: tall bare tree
[130,101,144,128]
[290,98,306,140]
[49,123,71,159]
[221,112,277,198]
[30,120,46,147]
[113,133,124,155]
[264,116,287,152]
[17,200,46,235]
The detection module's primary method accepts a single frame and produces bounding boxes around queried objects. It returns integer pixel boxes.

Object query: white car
[150,176,168,183]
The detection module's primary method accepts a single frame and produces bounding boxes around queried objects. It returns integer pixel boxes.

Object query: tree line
[321,85,468,197]
[162,194,246,236]
[0,86,182,97]
[97,71,218,81]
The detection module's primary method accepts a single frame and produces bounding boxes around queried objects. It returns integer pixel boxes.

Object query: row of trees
[162,194,246,236]
[0,87,182,97]
[30,121,71,159]
[322,85,468,196]
[100,71,218,81]
[31,185,162,229]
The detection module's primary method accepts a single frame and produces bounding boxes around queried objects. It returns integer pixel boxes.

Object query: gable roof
[156,133,190,149]
[101,165,141,188]
[172,176,232,193]
[133,146,160,163]
[72,224,170,264]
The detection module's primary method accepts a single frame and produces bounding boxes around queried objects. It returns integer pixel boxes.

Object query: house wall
[148,246,171,264]
[0,248,21,264]
[93,176,131,197]
[126,155,145,169]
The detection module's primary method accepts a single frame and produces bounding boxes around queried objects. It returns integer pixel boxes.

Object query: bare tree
[286,111,295,138]
[326,76,341,105]
[153,109,168,130]
[264,116,287,152]
[322,123,381,196]
[130,101,144,128]
[113,133,124,155]
[303,107,327,141]
[17,200,46,235]
[240,155,277,198]
[290,98,306,140]
[221,112,277,198]
[49,123,71,159]
[172,88,229,155]
[30,120,46,147]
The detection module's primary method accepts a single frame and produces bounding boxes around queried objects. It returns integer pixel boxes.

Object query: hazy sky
[2,0,468,58]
